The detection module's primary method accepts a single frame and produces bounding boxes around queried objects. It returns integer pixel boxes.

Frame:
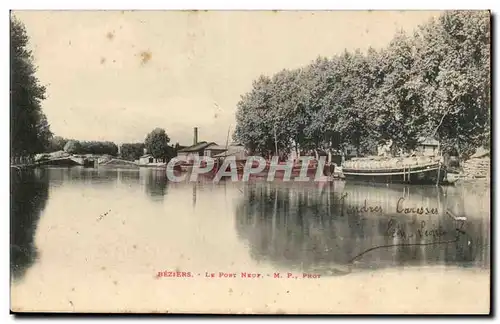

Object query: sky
[14,10,442,146]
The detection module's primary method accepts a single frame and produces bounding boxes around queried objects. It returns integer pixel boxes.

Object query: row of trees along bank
[48,127,176,161]
[233,11,490,160]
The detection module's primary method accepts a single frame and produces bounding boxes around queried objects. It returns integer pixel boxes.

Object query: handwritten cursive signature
[339,192,383,215]
[385,219,448,240]
[319,216,469,276]
[338,194,439,216]
[396,197,438,215]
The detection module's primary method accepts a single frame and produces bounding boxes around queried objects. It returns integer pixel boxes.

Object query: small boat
[342,155,447,185]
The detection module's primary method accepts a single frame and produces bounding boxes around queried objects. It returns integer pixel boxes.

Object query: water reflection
[9,167,490,313]
[234,182,490,275]
[11,166,490,283]
[10,168,49,282]
[46,167,170,200]
[44,166,123,186]
[141,168,168,200]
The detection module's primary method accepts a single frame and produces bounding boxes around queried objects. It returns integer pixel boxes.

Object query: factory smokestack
[193,127,198,145]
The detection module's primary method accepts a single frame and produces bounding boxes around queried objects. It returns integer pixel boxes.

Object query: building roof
[177,141,218,153]
[205,144,229,151]
[418,137,439,146]
[213,146,246,158]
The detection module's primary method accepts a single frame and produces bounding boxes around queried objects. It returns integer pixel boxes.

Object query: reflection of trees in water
[44,166,123,186]
[10,168,49,282]
[44,166,169,199]
[116,169,141,186]
[142,168,168,199]
[234,182,490,275]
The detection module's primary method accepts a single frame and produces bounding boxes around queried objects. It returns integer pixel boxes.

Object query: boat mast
[218,125,231,172]
[274,124,278,158]
[436,139,442,186]
[224,125,231,158]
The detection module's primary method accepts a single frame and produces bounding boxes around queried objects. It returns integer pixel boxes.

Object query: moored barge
[342,156,446,185]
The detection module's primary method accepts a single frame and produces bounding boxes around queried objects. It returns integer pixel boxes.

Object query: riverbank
[449,174,490,186]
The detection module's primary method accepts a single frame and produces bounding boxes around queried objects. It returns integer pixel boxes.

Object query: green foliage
[145,128,173,159]
[233,11,490,160]
[120,143,145,161]
[10,16,53,156]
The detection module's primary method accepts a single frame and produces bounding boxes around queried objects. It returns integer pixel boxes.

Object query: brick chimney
[193,127,198,145]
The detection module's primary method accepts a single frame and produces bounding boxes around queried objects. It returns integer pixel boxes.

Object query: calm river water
[10,166,491,313]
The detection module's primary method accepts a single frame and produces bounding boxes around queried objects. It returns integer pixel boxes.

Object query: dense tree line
[11,17,52,158]
[234,11,490,160]
[45,136,119,156]
[120,143,145,161]
[46,129,178,161]
[61,139,119,156]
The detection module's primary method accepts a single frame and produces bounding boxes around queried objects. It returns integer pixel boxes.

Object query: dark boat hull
[342,163,446,185]
[208,161,327,180]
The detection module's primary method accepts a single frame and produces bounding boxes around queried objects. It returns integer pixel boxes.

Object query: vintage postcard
[10,10,491,314]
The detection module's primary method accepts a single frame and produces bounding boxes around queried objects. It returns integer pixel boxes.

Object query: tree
[368,31,428,153]
[145,128,172,160]
[63,140,81,154]
[413,11,491,159]
[10,16,52,158]
[300,57,339,154]
[120,143,145,161]
[233,75,276,156]
[233,11,490,160]
[35,113,53,153]
[332,50,379,155]
[47,136,68,152]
